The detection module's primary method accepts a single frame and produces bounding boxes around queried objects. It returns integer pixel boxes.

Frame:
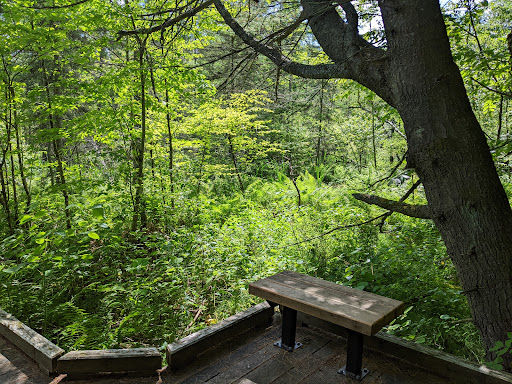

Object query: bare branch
[22,0,90,9]
[117,0,216,40]
[353,192,431,219]
[469,77,512,98]
[280,213,389,248]
[266,11,308,44]
[369,152,406,187]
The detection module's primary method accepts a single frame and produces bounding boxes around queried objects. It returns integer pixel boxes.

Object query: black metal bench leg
[274,306,302,351]
[338,329,369,380]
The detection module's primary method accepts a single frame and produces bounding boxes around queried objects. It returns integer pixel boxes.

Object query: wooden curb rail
[0,308,64,374]
[0,307,162,377]
[297,312,512,384]
[57,348,161,377]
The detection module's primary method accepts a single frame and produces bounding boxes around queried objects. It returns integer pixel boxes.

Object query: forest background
[0,0,511,370]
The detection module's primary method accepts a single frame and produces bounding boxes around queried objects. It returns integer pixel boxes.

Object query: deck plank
[242,357,293,384]
[176,326,280,384]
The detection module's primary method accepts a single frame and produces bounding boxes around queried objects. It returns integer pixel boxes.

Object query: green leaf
[88,232,100,240]
[2,264,25,274]
[34,210,47,219]
[440,314,450,320]
[415,336,426,344]
[490,341,505,351]
[92,204,104,218]
[19,214,32,225]
[32,244,46,256]
[131,258,149,268]
[356,281,369,290]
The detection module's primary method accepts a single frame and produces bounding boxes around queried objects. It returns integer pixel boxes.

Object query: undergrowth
[0,172,484,362]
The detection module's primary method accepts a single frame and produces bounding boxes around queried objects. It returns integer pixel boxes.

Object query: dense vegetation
[0,0,510,367]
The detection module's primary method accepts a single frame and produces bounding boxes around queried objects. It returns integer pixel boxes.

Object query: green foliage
[486,333,512,371]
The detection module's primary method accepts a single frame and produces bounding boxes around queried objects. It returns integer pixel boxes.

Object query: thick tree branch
[301,0,396,106]
[214,0,356,79]
[375,179,423,230]
[353,193,432,219]
[117,0,215,40]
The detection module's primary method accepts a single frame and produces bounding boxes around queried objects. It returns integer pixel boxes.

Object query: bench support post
[338,329,369,380]
[274,306,301,352]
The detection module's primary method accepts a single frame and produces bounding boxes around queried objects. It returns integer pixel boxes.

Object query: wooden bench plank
[281,270,402,312]
[249,271,404,336]
[280,271,403,327]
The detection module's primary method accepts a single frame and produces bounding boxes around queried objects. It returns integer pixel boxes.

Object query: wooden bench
[249,270,404,380]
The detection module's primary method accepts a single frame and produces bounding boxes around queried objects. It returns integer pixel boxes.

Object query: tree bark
[376,0,512,367]
[131,38,148,232]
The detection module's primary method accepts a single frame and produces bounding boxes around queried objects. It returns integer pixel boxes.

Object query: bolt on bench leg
[274,306,302,351]
[338,329,369,380]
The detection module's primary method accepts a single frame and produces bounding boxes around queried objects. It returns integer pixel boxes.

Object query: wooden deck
[3,312,509,384]
[0,321,446,384]
[61,322,444,384]
[165,324,445,384]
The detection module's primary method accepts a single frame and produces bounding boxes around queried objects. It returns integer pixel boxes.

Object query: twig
[369,152,407,187]
[279,213,389,249]
[185,300,206,330]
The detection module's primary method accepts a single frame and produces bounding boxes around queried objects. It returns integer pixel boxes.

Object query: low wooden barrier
[0,308,64,374]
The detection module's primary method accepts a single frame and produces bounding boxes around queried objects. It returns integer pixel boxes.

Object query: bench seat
[249,270,404,336]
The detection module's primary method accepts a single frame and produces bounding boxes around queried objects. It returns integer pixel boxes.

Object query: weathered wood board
[57,348,161,376]
[249,270,404,335]
[0,307,64,374]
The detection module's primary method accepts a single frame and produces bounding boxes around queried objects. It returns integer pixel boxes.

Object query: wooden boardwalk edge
[0,308,65,374]
[0,306,162,378]
[167,301,274,370]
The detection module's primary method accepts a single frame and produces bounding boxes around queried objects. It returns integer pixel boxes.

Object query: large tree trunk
[379,0,512,367]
